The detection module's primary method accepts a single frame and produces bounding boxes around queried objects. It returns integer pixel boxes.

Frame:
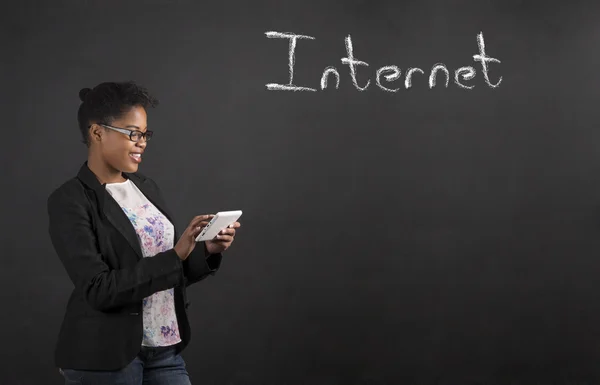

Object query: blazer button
[130,312,139,315]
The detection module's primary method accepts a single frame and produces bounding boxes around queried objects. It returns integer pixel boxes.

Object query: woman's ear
[89,123,103,143]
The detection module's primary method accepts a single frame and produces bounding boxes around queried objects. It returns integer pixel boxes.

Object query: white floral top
[105,179,182,347]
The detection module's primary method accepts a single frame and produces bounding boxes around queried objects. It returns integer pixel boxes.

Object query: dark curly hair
[77,81,159,146]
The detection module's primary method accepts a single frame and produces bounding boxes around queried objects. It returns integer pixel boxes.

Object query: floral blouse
[105,179,181,347]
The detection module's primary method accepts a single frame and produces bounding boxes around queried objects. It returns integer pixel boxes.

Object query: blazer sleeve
[145,177,223,286]
[47,187,185,312]
[182,242,222,286]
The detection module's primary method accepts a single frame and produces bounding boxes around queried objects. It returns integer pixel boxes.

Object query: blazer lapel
[77,162,145,259]
[103,194,145,259]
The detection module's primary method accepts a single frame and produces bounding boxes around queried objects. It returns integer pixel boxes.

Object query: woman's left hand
[205,221,241,254]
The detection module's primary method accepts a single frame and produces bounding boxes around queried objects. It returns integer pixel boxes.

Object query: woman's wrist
[174,245,186,261]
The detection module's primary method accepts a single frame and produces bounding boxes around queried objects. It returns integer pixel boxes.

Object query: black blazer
[47,162,222,371]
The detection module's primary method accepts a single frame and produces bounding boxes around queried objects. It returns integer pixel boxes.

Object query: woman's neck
[87,152,126,185]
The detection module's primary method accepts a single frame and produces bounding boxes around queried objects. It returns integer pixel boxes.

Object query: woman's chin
[122,163,139,173]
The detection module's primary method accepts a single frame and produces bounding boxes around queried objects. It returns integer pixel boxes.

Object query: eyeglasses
[94,123,154,142]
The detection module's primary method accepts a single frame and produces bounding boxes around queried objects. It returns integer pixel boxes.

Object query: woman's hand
[174,214,214,260]
[206,221,241,254]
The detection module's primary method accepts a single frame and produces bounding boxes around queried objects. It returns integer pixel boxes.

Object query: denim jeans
[59,345,191,385]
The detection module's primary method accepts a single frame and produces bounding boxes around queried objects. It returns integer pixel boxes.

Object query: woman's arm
[145,177,223,286]
[47,187,185,312]
[182,243,222,286]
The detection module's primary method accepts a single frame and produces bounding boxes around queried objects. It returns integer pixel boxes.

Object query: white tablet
[195,210,242,242]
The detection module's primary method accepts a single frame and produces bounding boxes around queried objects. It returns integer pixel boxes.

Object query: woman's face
[92,106,148,174]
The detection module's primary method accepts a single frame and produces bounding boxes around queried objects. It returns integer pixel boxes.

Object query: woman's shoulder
[126,170,149,182]
[47,176,87,206]
[126,170,160,189]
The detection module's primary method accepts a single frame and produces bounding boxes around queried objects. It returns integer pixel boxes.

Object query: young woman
[47,81,240,384]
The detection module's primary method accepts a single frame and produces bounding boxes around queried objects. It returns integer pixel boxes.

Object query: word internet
[265,31,501,92]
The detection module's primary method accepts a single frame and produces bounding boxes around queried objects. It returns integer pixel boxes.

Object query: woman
[47,81,240,384]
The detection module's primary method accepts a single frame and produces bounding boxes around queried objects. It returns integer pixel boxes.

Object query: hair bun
[79,87,92,101]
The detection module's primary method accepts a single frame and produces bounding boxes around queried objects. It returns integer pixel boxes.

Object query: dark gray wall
[3,0,600,384]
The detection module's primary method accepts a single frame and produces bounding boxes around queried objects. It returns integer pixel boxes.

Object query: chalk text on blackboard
[265,31,501,91]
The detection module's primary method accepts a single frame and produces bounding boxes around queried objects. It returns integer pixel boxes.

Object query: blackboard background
[3,0,600,384]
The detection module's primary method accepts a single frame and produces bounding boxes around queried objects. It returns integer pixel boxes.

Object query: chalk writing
[265,31,502,91]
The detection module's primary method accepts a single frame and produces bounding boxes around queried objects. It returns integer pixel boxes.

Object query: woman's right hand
[174,214,214,260]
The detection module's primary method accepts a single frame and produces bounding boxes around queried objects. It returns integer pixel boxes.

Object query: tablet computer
[195,210,242,242]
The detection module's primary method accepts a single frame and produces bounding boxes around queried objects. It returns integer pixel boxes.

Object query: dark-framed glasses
[96,123,154,142]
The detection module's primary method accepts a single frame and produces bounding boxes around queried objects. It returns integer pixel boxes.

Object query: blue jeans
[59,345,191,385]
